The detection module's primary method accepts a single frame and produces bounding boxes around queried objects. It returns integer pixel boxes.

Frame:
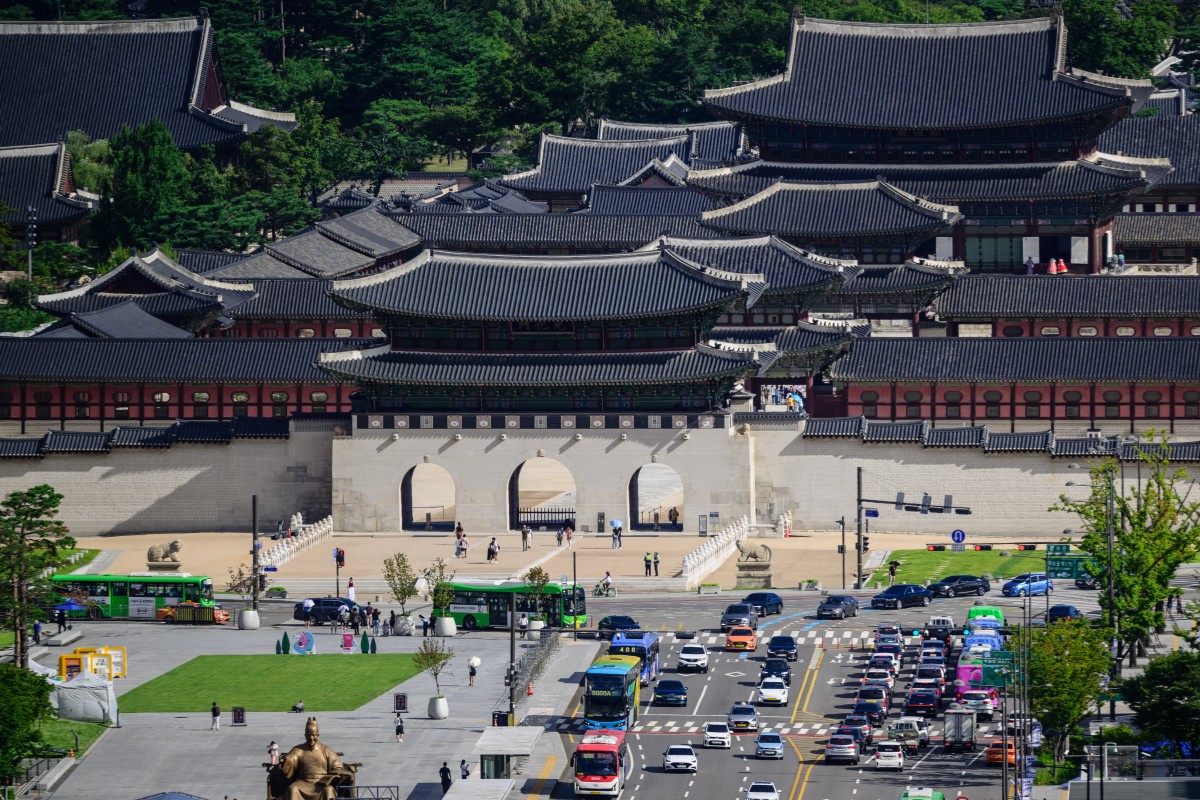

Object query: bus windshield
[584,696,629,723]
[201,579,214,602]
[575,751,617,777]
[587,674,627,695]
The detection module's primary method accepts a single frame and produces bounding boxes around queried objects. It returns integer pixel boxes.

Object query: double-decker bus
[572,730,633,796]
[607,631,661,685]
[51,573,217,620]
[436,580,586,630]
[583,655,641,730]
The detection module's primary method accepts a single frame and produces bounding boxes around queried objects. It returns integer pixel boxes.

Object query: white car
[677,643,709,673]
[758,678,790,705]
[874,740,905,771]
[662,744,698,772]
[875,634,904,649]
[861,668,895,691]
[703,721,732,749]
[745,782,781,800]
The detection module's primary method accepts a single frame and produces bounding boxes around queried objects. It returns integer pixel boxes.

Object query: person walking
[557,526,565,546]
[439,762,453,795]
[460,759,470,779]
[469,662,477,686]
[394,712,405,742]
[210,701,221,731]
[55,608,67,633]
[420,614,429,637]
[346,578,356,603]
[888,562,897,587]
[644,552,652,577]
[455,531,465,559]
[302,597,315,628]
[268,740,279,765]
[565,525,573,549]
[32,620,41,645]
[653,552,660,577]
[521,525,531,552]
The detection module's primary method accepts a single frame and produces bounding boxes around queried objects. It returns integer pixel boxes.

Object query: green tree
[521,565,551,620]
[1122,650,1200,755]
[422,103,497,162]
[412,636,454,697]
[422,558,456,622]
[64,131,112,194]
[358,99,432,195]
[382,551,419,614]
[1027,621,1111,762]
[94,120,192,254]
[0,485,75,669]
[0,663,56,783]
[1063,0,1177,78]
[290,101,358,204]
[254,187,320,241]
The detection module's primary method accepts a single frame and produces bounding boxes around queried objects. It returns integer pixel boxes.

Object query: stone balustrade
[680,515,749,590]
[260,513,334,568]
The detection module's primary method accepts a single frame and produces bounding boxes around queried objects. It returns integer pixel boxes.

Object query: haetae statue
[266,717,359,800]
[735,539,772,563]
[146,539,183,563]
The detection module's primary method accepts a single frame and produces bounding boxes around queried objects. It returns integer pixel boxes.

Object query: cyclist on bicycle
[599,572,614,595]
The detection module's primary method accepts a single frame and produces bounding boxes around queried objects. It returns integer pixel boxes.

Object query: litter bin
[492,710,511,727]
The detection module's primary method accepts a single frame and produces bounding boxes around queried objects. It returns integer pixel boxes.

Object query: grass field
[38,718,108,755]
[0,631,11,649]
[119,654,423,713]
[420,157,469,172]
[886,548,1053,585]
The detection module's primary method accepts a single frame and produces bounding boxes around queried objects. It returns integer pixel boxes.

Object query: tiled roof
[172,421,233,443]
[585,185,716,215]
[211,101,297,133]
[500,134,692,194]
[862,419,929,443]
[392,213,719,250]
[698,180,961,239]
[709,323,853,353]
[596,119,744,165]
[687,158,1167,203]
[1113,213,1200,245]
[41,430,112,454]
[265,229,375,278]
[922,426,988,448]
[0,18,282,149]
[174,249,251,275]
[0,338,366,382]
[802,416,866,438]
[330,249,757,322]
[1099,115,1200,185]
[416,180,548,214]
[1121,441,1200,462]
[839,258,965,295]
[1051,436,1118,457]
[1,418,292,459]
[934,275,1200,318]
[831,337,1200,382]
[109,426,175,448]
[37,301,193,339]
[703,16,1147,129]
[984,431,1055,453]
[230,417,291,438]
[0,438,43,458]
[322,187,377,211]
[314,205,421,259]
[0,144,91,225]
[317,344,756,387]
[209,251,314,280]
[230,280,370,320]
[647,236,845,293]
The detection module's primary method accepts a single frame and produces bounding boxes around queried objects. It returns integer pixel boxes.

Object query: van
[875,741,905,771]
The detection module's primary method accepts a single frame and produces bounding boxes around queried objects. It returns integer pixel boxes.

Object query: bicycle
[591,584,617,598]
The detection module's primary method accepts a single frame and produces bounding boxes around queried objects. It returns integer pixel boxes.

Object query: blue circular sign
[951,529,966,543]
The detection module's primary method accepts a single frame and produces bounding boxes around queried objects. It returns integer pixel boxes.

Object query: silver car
[662,744,698,772]
[755,732,785,759]
[728,702,760,731]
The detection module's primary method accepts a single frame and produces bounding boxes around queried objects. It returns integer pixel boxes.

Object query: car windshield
[828,736,854,746]
[584,696,629,722]
[759,734,782,743]
[769,637,794,646]
[764,659,787,669]
[749,783,775,792]
[681,645,705,655]
[917,669,940,678]
[1012,574,1033,582]
[659,680,684,690]
[879,586,906,596]
[825,596,850,605]
[746,595,770,603]
[726,605,751,614]
[964,692,990,701]
[707,723,728,732]
[576,751,617,776]
[877,743,901,753]
[731,706,755,716]
[761,679,786,690]
[729,628,753,636]
[666,746,692,756]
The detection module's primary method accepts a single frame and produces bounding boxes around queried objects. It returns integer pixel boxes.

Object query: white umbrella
[468,656,482,667]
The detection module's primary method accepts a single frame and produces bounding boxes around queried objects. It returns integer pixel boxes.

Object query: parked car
[760,658,792,685]
[928,574,990,597]
[758,678,790,706]
[744,782,780,800]
[662,744,698,772]
[1001,573,1053,597]
[654,679,689,706]
[872,584,933,609]
[721,603,759,632]
[676,643,709,673]
[825,734,861,764]
[874,740,906,771]
[1047,605,1082,623]
[725,627,757,651]
[742,592,784,616]
[755,732,786,759]
[728,702,760,731]
[597,615,640,638]
[817,595,860,619]
[704,721,731,748]
[767,635,799,661]
[293,597,357,624]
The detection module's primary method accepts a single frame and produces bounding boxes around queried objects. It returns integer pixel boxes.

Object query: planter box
[265,588,288,599]
[697,584,721,595]
[798,581,821,592]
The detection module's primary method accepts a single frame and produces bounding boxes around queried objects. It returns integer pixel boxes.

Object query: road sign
[864,508,879,518]
[394,693,408,713]
[980,651,1017,687]
[263,566,278,572]
[1047,556,1090,579]
[951,544,966,552]
[1046,543,1071,554]
[951,529,966,543]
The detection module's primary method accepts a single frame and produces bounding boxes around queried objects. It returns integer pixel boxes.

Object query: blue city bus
[583,655,642,730]
[607,631,661,685]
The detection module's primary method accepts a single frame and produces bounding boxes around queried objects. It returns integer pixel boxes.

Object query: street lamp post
[25,206,37,306]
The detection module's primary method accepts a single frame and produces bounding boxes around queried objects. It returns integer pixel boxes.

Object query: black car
[654,679,689,706]
[1047,605,1082,623]
[929,574,991,597]
[720,603,759,632]
[922,625,956,650]
[597,615,640,638]
[760,657,792,686]
[293,597,357,624]
[852,700,886,726]
[1075,574,1101,589]
[742,592,784,616]
[817,595,860,619]
[903,690,940,718]
[871,584,933,609]
[766,635,799,662]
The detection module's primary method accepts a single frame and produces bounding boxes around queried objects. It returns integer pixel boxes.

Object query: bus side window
[111,582,127,596]
[130,582,146,597]
[185,584,199,602]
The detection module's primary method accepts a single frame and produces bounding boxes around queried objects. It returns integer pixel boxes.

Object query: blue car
[653,679,689,706]
[1002,573,1053,597]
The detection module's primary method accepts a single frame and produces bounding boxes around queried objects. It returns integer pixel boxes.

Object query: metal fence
[4,757,59,796]
[340,786,401,799]
[516,508,575,527]
[513,628,563,707]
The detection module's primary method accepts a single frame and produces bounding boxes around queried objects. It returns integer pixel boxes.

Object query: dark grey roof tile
[922,426,989,448]
[231,417,291,438]
[1113,213,1200,245]
[174,249,251,275]
[802,416,866,438]
[585,185,716,215]
[109,426,174,448]
[935,274,1200,318]
[597,119,743,164]
[172,421,233,443]
[0,438,44,458]
[500,134,692,194]
[0,144,92,226]
[840,258,964,294]
[984,431,1054,453]
[231,280,369,320]
[862,419,928,442]
[649,236,844,293]
[52,301,193,339]
[1099,115,1200,185]
[209,251,314,280]
[315,205,421,258]
[266,229,375,277]
[41,430,111,454]
[392,213,719,250]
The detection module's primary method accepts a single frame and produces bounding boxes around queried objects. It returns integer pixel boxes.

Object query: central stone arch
[629,462,684,531]
[400,462,456,531]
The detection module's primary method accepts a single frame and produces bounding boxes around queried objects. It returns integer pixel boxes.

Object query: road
[550,585,1108,800]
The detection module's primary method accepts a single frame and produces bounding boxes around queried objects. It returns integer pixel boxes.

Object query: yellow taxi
[725,626,757,651]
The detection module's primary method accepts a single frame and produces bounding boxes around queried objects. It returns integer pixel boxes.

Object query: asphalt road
[553,585,1109,800]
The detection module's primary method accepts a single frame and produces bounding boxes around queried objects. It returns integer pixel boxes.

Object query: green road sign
[1047,555,1094,579]
[1046,544,1071,555]
[980,651,1017,687]
[1099,692,1125,703]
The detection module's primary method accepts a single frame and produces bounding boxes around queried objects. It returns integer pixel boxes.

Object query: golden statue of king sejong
[266,717,359,800]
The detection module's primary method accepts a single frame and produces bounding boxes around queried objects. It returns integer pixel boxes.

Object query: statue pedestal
[735,562,773,590]
[145,561,183,572]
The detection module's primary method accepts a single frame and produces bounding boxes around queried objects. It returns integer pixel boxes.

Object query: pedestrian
[350,607,361,636]
[888,562,897,587]
[469,662,477,686]
[668,507,679,527]
[372,606,382,635]
[291,699,305,713]
[565,526,573,549]
[303,597,314,628]
[459,533,470,559]
[389,609,397,632]
[1117,251,1126,267]
[268,740,279,765]
[653,552,660,577]
[521,525,531,552]
[32,620,41,645]
[644,552,652,577]
[347,578,356,603]
[211,701,221,731]
[420,614,429,637]
[460,759,470,779]
[455,531,465,559]
[616,526,622,547]
[439,762,453,795]
[519,613,529,633]
[395,712,405,742]
[556,526,564,546]
[56,608,67,633]
[455,522,464,537]
[336,603,349,634]
[1025,256,1035,275]
[611,528,619,549]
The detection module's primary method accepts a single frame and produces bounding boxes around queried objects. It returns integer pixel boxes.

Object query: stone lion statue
[147,539,183,562]
[736,539,772,563]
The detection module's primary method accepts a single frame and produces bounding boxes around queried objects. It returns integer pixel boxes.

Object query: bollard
[527,682,534,697]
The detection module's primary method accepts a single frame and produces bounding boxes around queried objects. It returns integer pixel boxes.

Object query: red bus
[572,730,632,797]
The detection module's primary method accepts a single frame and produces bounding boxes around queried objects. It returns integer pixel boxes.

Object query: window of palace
[1002,325,1024,337]
[73,391,91,419]
[1143,391,1162,418]
[983,390,1002,418]
[943,390,963,418]
[334,328,353,338]
[192,391,211,418]
[860,390,879,418]
[1104,391,1122,418]
[0,390,11,419]
[232,391,250,418]
[1192,327,1200,337]
[1115,326,1135,337]
[1078,326,1098,337]
[371,328,386,338]
[34,391,52,419]
[1024,390,1042,418]
[1185,391,1200,419]
[113,391,131,419]
[259,328,279,338]
[311,391,328,413]
[1153,327,1172,337]
[270,391,289,417]
[904,390,922,418]
[1063,390,1082,418]
[297,328,316,338]
[1040,326,1061,336]
[152,391,171,419]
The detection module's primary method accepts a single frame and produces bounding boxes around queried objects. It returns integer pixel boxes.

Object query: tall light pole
[855,468,864,589]
[25,206,37,306]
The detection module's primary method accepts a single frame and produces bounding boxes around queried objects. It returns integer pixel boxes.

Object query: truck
[888,717,929,748]
[942,708,977,752]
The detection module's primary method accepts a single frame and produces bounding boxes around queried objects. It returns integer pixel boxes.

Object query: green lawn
[37,718,108,755]
[420,157,469,172]
[885,548,1054,585]
[0,631,12,649]
[119,654,422,713]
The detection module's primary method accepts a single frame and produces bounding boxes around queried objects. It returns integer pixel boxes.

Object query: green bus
[437,580,586,631]
[51,573,217,620]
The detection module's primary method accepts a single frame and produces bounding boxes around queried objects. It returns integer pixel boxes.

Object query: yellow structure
[58,653,84,679]
[98,645,127,677]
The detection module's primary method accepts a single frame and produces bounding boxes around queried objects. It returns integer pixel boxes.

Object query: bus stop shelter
[470,727,542,779]
[444,779,514,800]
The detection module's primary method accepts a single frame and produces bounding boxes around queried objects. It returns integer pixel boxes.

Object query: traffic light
[257,573,268,592]
[336,548,345,567]
[1018,544,1038,551]
[927,544,946,551]
[837,544,845,554]
[974,544,993,551]
[861,537,870,551]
